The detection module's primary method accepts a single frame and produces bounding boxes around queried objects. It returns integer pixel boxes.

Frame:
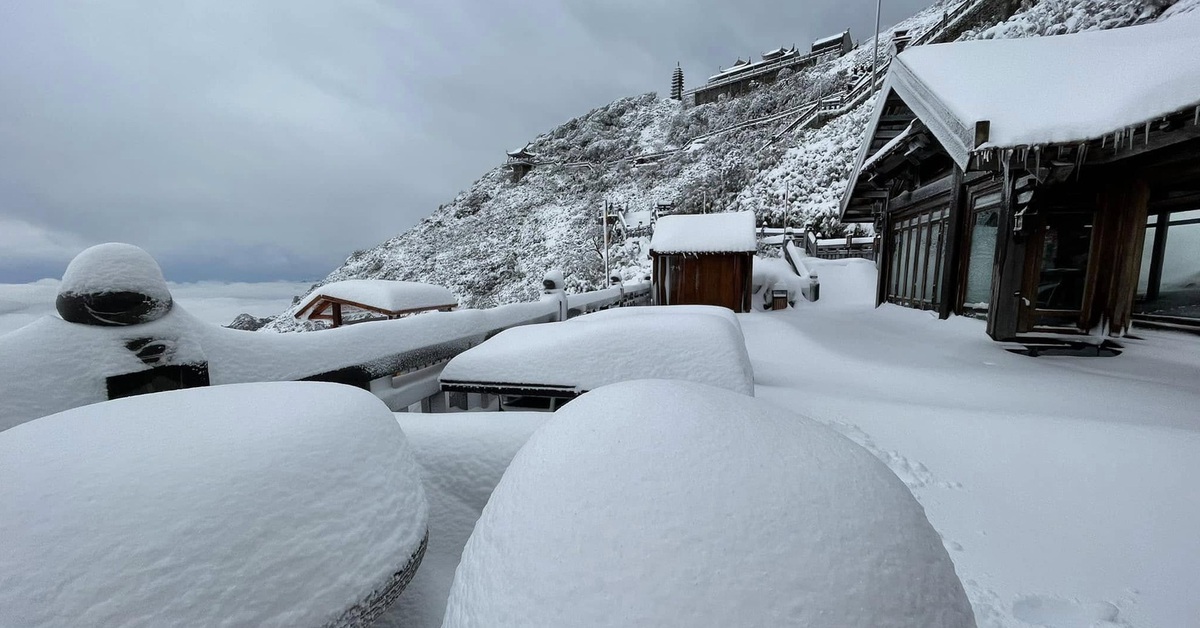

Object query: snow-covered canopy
[440,311,754,396]
[442,379,975,628]
[649,211,757,254]
[811,30,849,49]
[0,382,428,627]
[886,14,1200,168]
[294,279,457,320]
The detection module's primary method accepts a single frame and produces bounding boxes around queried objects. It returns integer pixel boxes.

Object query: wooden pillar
[1145,209,1169,302]
[874,203,892,308]
[938,166,967,320]
[331,302,343,327]
[987,173,1025,341]
[1093,177,1150,336]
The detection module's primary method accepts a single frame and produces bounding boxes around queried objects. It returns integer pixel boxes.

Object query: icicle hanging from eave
[1145,121,1151,146]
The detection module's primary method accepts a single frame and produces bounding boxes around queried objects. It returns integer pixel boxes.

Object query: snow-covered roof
[295,279,457,319]
[649,211,757,254]
[439,311,754,396]
[442,379,974,627]
[505,143,536,158]
[886,14,1200,168]
[812,30,849,48]
[0,382,428,627]
[569,304,742,335]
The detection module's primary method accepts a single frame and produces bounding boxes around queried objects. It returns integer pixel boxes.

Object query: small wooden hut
[840,17,1200,342]
[649,211,757,312]
[294,279,457,328]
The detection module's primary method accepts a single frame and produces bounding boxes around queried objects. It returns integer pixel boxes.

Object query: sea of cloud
[0,279,312,336]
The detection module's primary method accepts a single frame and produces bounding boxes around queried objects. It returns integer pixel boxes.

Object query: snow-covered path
[741,259,1200,628]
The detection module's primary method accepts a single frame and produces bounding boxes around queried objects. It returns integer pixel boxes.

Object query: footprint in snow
[1011,595,1127,628]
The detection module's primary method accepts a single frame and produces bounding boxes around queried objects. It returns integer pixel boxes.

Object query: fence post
[542,269,567,321]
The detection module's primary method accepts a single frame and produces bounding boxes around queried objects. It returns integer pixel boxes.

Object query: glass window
[1035,213,1092,311]
[924,222,942,303]
[911,222,926,303]
[964,204,999,309]
[1156,211,1200,318]
[1137,223,1157,296]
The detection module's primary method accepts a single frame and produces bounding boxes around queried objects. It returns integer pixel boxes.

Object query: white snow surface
[442,379,976,628]
[568,304,743,334]
[439,312,755,396]
[58,242,171,302]
[376,412,549,628]
[296,279,457,317]
[0,381,428,628]
[744,257,1200,627]
[896,12,1200,152]
[649,211,757,254]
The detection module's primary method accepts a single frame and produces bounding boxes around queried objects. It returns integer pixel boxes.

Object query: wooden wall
[652,252,753,312]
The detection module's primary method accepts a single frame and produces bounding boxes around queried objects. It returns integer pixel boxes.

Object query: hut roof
[295,279,456,320]
[650,211,757,254]
[881,14,1200,169]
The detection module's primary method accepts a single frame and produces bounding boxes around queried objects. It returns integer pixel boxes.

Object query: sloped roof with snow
[887,14,1200,168]
[650,211,757,254]
[295,279,456,319]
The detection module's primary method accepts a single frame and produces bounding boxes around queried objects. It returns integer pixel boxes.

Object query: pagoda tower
[670,63,684,101]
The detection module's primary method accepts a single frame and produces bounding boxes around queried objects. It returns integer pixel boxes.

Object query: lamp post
[872,0,883,95]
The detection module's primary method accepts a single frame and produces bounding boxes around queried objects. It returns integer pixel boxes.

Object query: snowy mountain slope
[261,0,1179,331]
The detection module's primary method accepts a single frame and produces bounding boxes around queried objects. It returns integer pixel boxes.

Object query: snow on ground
[0,382,428,628]
[377,412,549,628]
[443,380,975,628]
[0,279,310,334]
[742,257,1200,628]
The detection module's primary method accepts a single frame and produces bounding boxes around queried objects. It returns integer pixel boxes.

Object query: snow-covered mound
[439,312,755,396]
[442,379,975,628]
[56,242,173,326]
[0,382,428,628]
[568,304,743,334]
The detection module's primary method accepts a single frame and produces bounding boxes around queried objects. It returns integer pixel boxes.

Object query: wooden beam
[938,166,966,320]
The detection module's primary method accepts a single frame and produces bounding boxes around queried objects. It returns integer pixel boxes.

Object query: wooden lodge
[649,211,757,313]
[294,279,457,328]
[840,18,1200,342]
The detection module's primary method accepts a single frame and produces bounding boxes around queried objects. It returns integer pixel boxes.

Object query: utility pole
[602,200,610,280]
[872,0,883,95]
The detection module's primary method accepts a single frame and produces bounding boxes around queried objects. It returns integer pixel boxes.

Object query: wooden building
[506,144,537,183]
[650,211,757,312]
[294,279,457,328]
[840,17,1200,341]
[688,31,852,106]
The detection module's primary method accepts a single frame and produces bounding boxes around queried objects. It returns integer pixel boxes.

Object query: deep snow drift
[377,412,550,628]
[0,382,428,628]
[744,258,1200,627]
[443,379,976,628]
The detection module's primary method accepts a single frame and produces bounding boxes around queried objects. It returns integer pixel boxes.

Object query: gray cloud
[0,0,929,282]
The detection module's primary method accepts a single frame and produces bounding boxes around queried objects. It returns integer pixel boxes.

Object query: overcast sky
[0,0,927,282]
